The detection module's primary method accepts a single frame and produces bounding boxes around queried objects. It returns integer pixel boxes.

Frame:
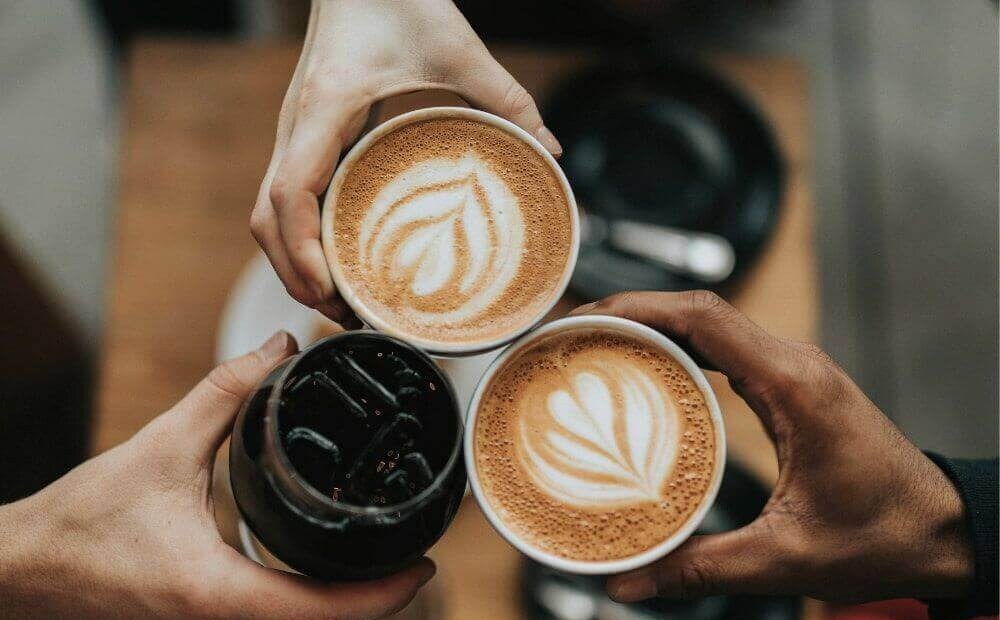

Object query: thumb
[607,521,785,602]
[451,52,562,157]
[169,331,298,462]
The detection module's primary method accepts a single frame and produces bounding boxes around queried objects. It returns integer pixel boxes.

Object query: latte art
[360,153,524,325]
[328,116,575,349]
[520,361,678,507]
[474,327,718,563]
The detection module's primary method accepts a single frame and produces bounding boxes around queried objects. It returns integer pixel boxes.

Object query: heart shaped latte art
[519,361,679,507]
[357,153,524,326]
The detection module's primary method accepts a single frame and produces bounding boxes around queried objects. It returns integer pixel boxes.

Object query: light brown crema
[331,117,573,345]
[474,329,716,562]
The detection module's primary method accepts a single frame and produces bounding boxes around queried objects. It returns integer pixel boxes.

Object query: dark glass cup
[229,331,466,580]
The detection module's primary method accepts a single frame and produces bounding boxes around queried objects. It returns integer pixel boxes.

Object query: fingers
[452,53,562,157]
[250,201,316,305]
[168,331,298,462]
[252,4,346,311]
[607,522,787,602]
[571,291,794,398]
[222,557,436,620]
[268,86,373,300]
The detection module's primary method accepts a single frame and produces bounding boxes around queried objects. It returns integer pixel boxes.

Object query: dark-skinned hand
[570,291,973,604]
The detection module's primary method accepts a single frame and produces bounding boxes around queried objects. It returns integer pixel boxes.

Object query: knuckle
[677,559,717,599]
[599,291,639,317]
[299,71,365,116]
[295,78,326,115]
[268,175,295,209]
[687,289,730,317]
[501,80,535,118]
[248,208,268,240]
[206,361,248,403]
[752,340,846,413]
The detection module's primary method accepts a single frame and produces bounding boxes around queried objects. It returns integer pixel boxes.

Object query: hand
[251,0,561,323]
[0,332,435,620]
[570,291,974,604]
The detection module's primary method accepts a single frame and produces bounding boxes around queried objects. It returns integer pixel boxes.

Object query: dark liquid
[230,333,466,580]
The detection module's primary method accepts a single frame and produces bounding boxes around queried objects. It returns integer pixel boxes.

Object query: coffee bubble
[474,329,717,563]
[330,118,573,348]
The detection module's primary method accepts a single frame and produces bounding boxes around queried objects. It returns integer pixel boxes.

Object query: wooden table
[97,40,818,619]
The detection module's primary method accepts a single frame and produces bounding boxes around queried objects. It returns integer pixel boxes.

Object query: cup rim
[262,331,464,519]
[320,106,580,357]
[463,314,727,575]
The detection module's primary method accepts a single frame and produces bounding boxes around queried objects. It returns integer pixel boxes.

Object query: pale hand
[251,0,561,323]
[0,332,435,620]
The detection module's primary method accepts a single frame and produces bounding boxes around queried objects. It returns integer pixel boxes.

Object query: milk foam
[331,117,574,347]
[359,153,524,326]
[474,329,717,562]
[520,363,678,506]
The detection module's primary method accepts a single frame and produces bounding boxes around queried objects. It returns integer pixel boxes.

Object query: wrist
[909,459,975,600]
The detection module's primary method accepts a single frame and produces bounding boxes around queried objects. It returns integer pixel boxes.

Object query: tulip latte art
[474,328,716,562]
[330,118,574,347]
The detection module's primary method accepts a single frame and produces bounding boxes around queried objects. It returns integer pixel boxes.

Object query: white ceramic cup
[464,314,727,575]
[321,106,580,357]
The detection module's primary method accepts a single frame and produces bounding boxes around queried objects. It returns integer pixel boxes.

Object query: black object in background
[544,60,783,300]
[521,461,800,620]
[88,0,239,51]
[0,226,90,503]
[229,332,466,580]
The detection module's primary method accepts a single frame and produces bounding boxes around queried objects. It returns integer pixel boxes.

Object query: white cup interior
[320,106,580,357]
[463,314,727,575]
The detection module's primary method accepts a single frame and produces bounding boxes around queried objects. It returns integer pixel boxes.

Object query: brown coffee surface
[474,328,716,562]
[331,117,573,346]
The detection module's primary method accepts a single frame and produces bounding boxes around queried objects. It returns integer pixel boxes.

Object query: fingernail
[569,301,599,316]
[417,560,436,585]
[536,126,563,157]
[259,331,293,361]
[609,573,656,603]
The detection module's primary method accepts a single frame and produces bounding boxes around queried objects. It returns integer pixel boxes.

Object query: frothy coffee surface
[474,328,716,562]
[331,118,573,346]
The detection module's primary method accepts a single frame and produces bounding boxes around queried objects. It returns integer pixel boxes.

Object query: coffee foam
[474,329,716,562]
[332,118,573,346]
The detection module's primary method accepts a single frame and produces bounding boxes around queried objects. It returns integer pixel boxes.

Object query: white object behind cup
[464,315,727,575]
[320,106,579,357]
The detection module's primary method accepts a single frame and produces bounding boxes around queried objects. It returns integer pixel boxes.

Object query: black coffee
[230,332,465,580]
[279,339,455,506]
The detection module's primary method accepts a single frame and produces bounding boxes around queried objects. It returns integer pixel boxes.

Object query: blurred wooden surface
[97,40,817,619]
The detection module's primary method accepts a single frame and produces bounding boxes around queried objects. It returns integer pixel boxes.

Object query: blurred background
[0,0,996,521]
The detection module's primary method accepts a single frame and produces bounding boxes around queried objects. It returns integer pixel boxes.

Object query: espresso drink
[474,327,716,562]
[328,115,574,349]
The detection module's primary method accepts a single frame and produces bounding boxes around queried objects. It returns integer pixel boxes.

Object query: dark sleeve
[923,453,998,619]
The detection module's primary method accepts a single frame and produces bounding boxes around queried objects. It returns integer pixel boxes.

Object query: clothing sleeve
[923,453,998,619]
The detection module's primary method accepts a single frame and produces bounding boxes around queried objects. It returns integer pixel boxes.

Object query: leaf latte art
[520,362,679,507]
[358,153,524,326]
[329,117,574,347]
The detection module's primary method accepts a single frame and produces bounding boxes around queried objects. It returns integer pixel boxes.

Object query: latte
[323,109,577,353]
[471,320,720,565]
